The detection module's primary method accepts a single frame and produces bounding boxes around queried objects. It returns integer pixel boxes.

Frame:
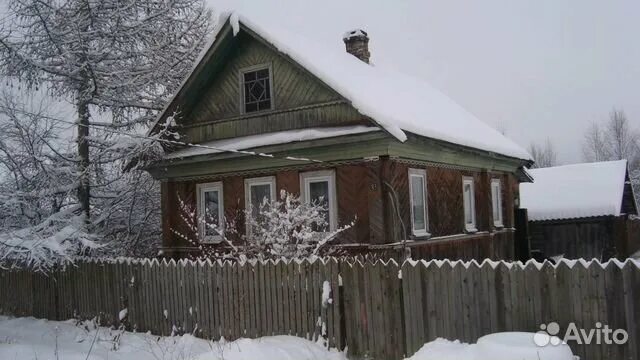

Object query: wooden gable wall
[177,30,368,144]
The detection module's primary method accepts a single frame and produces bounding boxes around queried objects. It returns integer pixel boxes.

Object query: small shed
[520,160,638,261]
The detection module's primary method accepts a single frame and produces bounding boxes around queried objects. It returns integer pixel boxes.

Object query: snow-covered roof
[520,160,629,221]
[165,125,380,159]
[151,12,531,161]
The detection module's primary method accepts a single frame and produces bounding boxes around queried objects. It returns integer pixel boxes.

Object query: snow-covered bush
[0,206,100,272]
[245,190,354,258]
[171,190,353,260]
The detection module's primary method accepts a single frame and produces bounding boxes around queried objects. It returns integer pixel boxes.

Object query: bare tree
[528,139,558,168]
[583,109,640,164]
[582,122,611,162]
[582,109,640,208]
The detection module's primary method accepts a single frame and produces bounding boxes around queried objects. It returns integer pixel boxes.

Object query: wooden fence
[0,258,639,360]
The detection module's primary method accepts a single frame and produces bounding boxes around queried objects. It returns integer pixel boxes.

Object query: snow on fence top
[149,12,531,162]
[520,160,629,221]
[52,255,640,271]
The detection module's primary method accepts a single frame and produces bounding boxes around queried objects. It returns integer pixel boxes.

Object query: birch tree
[0,0,212,220]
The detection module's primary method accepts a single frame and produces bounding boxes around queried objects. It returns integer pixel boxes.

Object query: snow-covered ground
[0,316,346,360]
[0,316,576,360]
[405,333,575,360]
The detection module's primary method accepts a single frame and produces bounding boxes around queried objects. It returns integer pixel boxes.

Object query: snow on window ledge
[465,226,478,234]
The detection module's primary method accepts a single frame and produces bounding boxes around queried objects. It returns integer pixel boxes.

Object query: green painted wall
[179,30,367,143]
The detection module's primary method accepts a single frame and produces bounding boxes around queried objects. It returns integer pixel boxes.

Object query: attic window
[240,64,273,113]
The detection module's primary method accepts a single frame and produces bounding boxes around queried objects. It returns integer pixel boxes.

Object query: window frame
[462,176,477,233]
[238,63,275,115]
[299,170,337,231]
[244,176,277,236]
[196,181,224,243]
[491,178,504,227]
[408,168,430,237]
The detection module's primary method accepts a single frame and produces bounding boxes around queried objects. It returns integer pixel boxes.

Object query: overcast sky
[207,0,640,164]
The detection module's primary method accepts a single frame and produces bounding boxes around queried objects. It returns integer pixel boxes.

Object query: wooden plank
[231,261,240,339]
[366,261,383,359]
[201,262,211,339]
[572,262,587,359]
[330,259,343,350]
[264,261,273,336]
[249,263,258,338]
[191,261,200,338]
[256,261,266,338]
[622,262,639,360]
[280,261,290,335]
[343,261,360,356]
[238,261,247,337]
[273,260,282,335]
[401,261,413,353]
[460,262,472,342]
[220,261,230,338]
[205,262,215,339]
[298,261,308,339]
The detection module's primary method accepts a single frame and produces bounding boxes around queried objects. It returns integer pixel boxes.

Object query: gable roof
[149,12,531,162]
[520,160,637,221]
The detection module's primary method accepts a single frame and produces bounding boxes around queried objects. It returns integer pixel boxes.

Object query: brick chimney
[343,29,370,64]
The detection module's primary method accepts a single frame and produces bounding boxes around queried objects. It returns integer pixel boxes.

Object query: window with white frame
[491,178,503,227]
[408,168,429,236]
[240,64,273,114]
[245,176,276,236]
[196,182,224,242]
[462,177,477,232]
[300,170,337,231]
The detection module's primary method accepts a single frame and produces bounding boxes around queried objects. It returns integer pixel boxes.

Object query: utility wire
[0,104,323,163]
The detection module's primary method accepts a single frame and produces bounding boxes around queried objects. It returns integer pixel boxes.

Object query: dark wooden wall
[529,217,613,260]
[380,160,516,240]
[161,160,518,260]
[530,216,640,261]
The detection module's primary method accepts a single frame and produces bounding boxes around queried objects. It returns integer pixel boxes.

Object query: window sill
[411,231,431,240]
[201,237,224,245]
[465,226,478,234]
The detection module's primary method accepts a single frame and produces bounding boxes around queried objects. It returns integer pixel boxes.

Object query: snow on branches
[171,190,354,260]
[171,194,239,259]
[246,190,354,258]
[0,0,213,123]
[0,206,100,272]
[0,0,213,259]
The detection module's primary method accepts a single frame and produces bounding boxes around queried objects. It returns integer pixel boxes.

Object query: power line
[0,104,323,163]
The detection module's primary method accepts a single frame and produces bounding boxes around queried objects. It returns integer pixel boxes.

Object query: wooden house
[520,160,639,261]
[146,13,533,260]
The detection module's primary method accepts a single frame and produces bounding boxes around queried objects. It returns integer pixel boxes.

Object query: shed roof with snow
[520,160,638,221]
